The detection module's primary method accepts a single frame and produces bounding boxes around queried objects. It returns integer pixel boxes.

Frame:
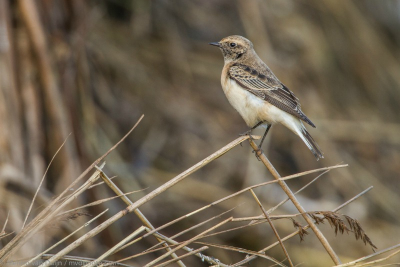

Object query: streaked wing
[229,63,315,127]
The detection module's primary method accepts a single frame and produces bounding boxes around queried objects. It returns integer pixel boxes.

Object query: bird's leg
[258,124,271,149]
[253,124,271,160]
[239,121,264,137]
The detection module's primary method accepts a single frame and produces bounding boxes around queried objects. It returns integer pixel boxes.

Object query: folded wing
[229,63,316,128]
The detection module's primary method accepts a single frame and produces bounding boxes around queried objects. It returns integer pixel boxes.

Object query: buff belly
[222,78,295,128]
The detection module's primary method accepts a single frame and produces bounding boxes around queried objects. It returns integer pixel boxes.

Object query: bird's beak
[209,42,221,47]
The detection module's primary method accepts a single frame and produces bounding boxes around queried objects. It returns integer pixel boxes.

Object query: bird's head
[209,35,253,63]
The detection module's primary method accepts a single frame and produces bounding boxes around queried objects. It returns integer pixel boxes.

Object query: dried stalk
[233,186,373,266]
[82,226,146,267]
[249,139,341,265]
[97,168,185,267]
[335,243,400,267]
[21,210,108,267]
[0,115,143,262]
[250,189,294,267]
[143,217,232,267]
[38,136,250,266]
[22,134,71,229]
[140,164,346,241]
[153,246,209,267]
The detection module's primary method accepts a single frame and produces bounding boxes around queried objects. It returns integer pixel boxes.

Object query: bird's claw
[252,146,263,161]
[239,130,252,137]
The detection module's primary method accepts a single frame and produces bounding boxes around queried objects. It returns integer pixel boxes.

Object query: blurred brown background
[0,0,400,266]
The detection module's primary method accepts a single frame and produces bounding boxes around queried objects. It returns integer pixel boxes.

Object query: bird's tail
[299,126,324,160]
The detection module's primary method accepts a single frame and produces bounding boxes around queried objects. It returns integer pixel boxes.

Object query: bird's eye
[230,42,237,47]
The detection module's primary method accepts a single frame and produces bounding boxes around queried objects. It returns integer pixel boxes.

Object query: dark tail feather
[301,128,324,160]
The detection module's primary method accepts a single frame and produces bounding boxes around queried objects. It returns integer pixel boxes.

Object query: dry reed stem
[1,211,9,234]
[21,209,108,267]
[140,164,346,240]
[335,243,400,267]
[267,169,331,214]
[0,165,103,263]
[250,189,294,267]
[232,186,373,266]
[57,189,144,217]
[97,167,185,267]
[249,139,341,265]
[243,169,332,225]
[38,136,250,266]
[150,232,230,267]
[82,226,146,267]
[135,207,236,257]
[351,250,400,267]
[22,134,71,230]
[152,246,209,267]
[0,115,143,262]
[195,241,286,267]
[143,217,233,267]
[39,254,132,267]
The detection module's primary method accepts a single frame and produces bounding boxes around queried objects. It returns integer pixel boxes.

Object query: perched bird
[210,35,323,160]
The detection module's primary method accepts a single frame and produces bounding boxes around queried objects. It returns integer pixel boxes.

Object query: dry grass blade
[250,189,294,267]
[57,189,145,217]
[0,232,14,241]
[22,134,70,230]
[39,136,248,267]
[152,246,208,267]
[139,207,237,255]
[97,165,184,267]
[196,241,287,267]
[0,115,143,262]
[38,254,133,267]
[1,211,10,234]
[267,169,331,214]
[150,232,230,267]
[82,226,146,267]
[141,164,347,241]
[88,176,118,189]
[335,243,400,267]
[143,217,233,267]
[21,209,108,267]
[232,186,374,266]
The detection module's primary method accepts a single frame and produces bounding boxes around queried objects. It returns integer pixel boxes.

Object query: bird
[209,35,323,160]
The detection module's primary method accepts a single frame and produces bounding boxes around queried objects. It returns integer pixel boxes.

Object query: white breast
[222,78,294,128]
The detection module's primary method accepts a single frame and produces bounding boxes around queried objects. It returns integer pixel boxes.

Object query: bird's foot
[239,129,252,137]
[252,146,263,161]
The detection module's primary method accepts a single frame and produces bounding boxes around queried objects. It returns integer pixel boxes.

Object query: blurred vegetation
[0,0,400,266]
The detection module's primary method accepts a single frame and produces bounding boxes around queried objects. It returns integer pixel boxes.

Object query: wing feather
[229,63,315,127]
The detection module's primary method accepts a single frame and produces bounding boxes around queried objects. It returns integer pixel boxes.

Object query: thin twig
[195,242,287,267]
[1,211,10,234]
[22,134,71,229]
[97,167,185,267]
[153,246,209,267]
[56,189,145,217]
[335,243,400,267]
[21,210,108,267]
[143,217,233,267]
[82,226,146,267]
[250,189,294,267]
[139,207,237,255]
